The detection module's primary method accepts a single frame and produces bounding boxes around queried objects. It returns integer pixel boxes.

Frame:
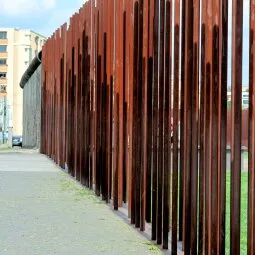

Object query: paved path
[0,150,165,255]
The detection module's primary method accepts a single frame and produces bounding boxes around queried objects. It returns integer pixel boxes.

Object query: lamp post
[0,87,7,143]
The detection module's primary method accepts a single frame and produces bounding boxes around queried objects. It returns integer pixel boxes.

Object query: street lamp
[0,88,7,144]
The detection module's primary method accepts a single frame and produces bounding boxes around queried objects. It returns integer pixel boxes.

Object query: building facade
[0,28,45,136]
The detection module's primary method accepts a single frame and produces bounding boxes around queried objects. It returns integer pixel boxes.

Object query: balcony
[0,52,8,58]
[0,78,7,84]
[0,39,8,45]
[0,84,7,96]
[0,65,7,72]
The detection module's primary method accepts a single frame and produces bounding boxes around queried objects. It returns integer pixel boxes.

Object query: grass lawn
[243,151,248,160]
[225,172,248,254]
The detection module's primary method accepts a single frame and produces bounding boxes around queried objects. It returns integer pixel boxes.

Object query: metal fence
[41,0,254,253]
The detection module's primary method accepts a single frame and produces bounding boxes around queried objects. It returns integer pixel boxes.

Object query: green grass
[60,179,99,202]
[225,172,248,254]
[243,152,248,161]
[60,171,249,253]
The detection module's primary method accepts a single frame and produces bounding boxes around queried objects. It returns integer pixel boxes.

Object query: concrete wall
[22,66,41,149]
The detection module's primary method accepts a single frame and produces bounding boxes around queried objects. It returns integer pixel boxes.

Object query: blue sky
[0,0,251,85]
[0,0,85,37]
[230,0,250,87]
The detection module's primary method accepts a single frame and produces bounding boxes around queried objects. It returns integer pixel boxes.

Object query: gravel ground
[0,151,166,255]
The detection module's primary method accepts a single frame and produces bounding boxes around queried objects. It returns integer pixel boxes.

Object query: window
[25,34,31,40]
[0,85,6,93]
[0,45,7,52]
[35,36,39,44]
[0,72,7,78]
[0,59,7,65]
[0,32,7,39]
[243,100,249,105]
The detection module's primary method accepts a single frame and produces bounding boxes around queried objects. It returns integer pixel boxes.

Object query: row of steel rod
[40,0,254,253]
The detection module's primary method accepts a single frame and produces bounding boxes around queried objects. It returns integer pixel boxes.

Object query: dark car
[12,135,22,147]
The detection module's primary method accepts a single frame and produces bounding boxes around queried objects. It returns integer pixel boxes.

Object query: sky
[0,0,85,37]
[0,0,251,85]
[229,0,250,87]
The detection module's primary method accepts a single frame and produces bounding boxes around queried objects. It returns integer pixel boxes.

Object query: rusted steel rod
[172,0,180,252]
[249,2,255,255]
[151,0,159,242]
[231,0,243,253]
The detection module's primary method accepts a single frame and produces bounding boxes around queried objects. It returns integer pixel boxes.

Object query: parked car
[12,135,22,147]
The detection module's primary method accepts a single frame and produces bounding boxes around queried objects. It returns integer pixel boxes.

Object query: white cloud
[0,0,56,15]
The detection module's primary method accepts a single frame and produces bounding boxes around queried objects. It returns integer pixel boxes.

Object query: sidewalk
[0,150,165,255]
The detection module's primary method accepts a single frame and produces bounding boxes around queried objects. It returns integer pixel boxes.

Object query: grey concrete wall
[22,66,41,149]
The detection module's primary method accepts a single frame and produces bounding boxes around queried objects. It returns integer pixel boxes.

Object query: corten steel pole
[63,23,67,170]
[204,0,213,252]
[101,0,108,201]
[99,0,104,198]
[41,45,44,154]
[178,0,185,242]
[76,12,80,179]
[54,32,57,162]
[78,9,83,182]
[50,33,56,160]
[90,0,95,190]
[55,29,58,166]
[81,6,85,185]
[65,23,69,172]
[58,28,61,167]
[106,0,113,203]
[113,0,119,210]
[145,0,154,224]
[60,24,67,169]
[128,0,135,219]
[190,0,199,253]
[67,19,72,175]
[73,15,78,178]
[210,0,220,253]
[198,0,206,252]
[131,0,139,223]
[117,0,124,208]
[183,0,193,252]
[97,0,103,197]
[87,2,92,188]
[123,0,128,206]
[80,8,84,180]
[249,2,255,254]
[151,0,159,241]
[70,16,75,177]
[80,6,86,185]
[230,0,243,253]
[92,1,97,190]
[135,0,144,229]
[141,0,148,233]
[218,0,228,253]
[172,0,180,252]
[122,0,128,205]
[95,3,101,196]
[73,15,78,179]
[163,0,171,250]
[157,0,165,244]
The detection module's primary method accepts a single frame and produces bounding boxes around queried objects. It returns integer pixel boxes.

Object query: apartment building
[0,28,46,136]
